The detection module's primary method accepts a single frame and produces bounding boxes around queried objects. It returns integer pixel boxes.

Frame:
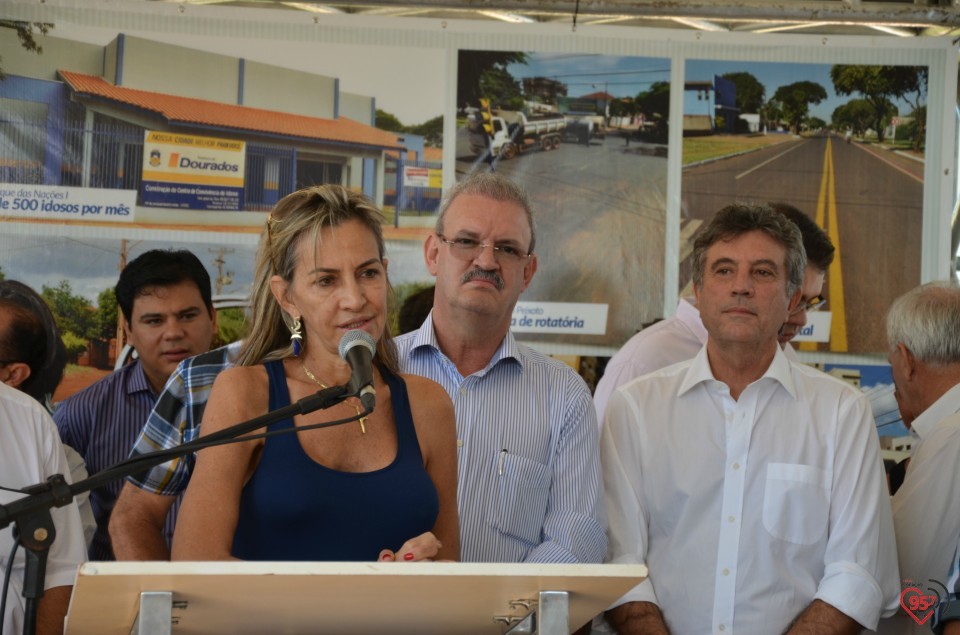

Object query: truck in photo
[468,110,566,160]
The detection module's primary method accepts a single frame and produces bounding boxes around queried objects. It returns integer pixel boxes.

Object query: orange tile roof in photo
[579,91,615,100]
[58,70,404,152]
[422,147,443,162]
[387,146,443,164]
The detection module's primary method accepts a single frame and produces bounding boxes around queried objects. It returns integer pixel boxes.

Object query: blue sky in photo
[504,54,920,122]
[686,59,919,121]
[507,53,671,100]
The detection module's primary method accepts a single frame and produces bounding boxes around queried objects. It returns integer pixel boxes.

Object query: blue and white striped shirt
[396,316,606,564]
[54,360,158,560]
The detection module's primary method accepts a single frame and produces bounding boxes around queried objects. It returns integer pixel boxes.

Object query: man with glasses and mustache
[395,172,606,569]
[593,202,835,425]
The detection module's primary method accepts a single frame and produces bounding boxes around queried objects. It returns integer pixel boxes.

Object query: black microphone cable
[0,532,21,633]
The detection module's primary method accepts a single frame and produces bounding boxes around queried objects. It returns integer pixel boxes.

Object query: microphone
[339,330,376,412]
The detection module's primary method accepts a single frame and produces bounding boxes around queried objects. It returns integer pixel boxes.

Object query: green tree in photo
[759,99,783,132]
[899,105,925,151]
[478,66,525,111]
[634,81,671,143]
[90,288,119,341]
[614,97,642,122]
[42,280,95,344]
[375,109,405,133]
[60,331,88,360]
[216,307,246,348]
[457,51,528,108]
[722,72,766,114]
[894,66,928,152]
[635,81,671,120]
[772,81,827,135]
[409,115,444,148]
[830,65,921,144]
[833,99,887,138]
[42,281,94,361]
[0,20,52,79]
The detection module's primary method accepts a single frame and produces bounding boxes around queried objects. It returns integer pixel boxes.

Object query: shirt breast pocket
[488,452,550,546]
[762,462,830,545]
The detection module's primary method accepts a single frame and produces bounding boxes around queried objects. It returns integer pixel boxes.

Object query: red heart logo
[900,586,937,625]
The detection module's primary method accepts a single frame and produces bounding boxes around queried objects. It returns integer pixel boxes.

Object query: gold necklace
[300,361,368,434]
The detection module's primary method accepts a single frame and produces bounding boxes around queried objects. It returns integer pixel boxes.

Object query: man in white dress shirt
[602,202,899,634]
[0,381,86,635]
[878,282,960,635]
[593,202,835,425]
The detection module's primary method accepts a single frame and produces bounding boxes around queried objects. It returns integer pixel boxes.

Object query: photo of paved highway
[681,60,926,354]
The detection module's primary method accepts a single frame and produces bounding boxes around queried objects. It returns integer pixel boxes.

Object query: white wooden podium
[64,561,645,635]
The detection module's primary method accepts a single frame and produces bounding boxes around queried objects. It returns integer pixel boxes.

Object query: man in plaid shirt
[109,341,241,560]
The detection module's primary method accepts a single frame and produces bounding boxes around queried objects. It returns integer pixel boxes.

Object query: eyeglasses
[437,234,532,264]
[790,294,827,315]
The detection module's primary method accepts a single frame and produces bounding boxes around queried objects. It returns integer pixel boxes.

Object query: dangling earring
[290,315,303,357]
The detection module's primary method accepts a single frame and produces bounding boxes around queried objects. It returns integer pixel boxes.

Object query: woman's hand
[378,532,442,562]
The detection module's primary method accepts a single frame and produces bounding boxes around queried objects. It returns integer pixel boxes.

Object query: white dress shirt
[879,383,960,635]
[603,345,900,634]
[594,299,801,427]
[0,382,86,635]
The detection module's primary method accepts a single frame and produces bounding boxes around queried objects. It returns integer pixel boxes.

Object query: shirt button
[727,515,736,523]
[732,462,740,470]
[459,387,467,396]
[456,439,463,448]
[719,625,726,631]
[723,568,730,576]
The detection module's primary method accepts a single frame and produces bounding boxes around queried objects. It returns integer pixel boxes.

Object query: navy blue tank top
[231,360,439,561]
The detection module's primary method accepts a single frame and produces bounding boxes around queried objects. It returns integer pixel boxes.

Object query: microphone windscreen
[338,329,376,361]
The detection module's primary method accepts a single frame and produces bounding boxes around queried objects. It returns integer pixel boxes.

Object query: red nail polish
[403,553,414,561]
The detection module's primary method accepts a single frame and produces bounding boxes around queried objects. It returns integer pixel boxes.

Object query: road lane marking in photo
[806,137,848,352]
[734,141,807,180]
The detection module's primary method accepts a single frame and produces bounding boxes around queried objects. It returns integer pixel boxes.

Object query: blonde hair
[239,185,399,375]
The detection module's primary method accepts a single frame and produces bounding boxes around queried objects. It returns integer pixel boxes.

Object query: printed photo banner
[0,5,952,358]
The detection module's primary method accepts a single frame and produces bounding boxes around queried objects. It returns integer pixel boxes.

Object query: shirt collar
[910,382,960,440]
[678,341,797,399]
[408,311,523,375]
[127,359,159,397]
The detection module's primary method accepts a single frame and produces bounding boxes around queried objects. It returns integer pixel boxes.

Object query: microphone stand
[0,381,369,635]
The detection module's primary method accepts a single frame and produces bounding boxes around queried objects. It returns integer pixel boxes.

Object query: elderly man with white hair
[878,281,960,635]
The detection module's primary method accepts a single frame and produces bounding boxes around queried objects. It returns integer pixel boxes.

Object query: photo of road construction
[456,51,672,348]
